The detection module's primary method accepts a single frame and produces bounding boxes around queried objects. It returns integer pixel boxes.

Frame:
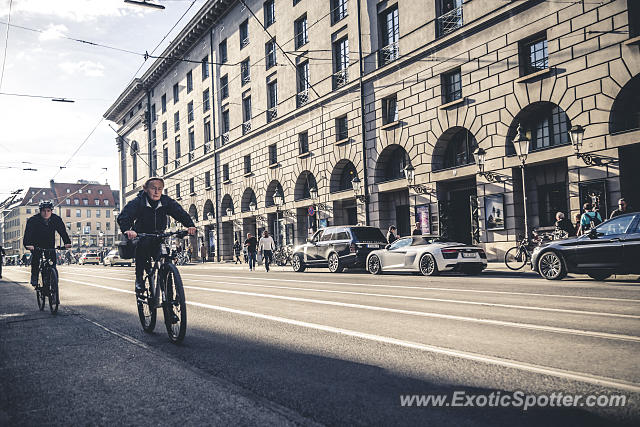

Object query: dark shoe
[31,279,38,287]
[135,280,145,294]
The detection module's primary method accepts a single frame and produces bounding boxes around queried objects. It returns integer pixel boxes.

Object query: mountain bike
[135,230,188,343]
[32,246,65,314]
[504,231,551,270]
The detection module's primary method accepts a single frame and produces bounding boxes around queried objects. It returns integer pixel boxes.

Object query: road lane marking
[60,270,640,320]
[10,271,636,393]
[37,272,640,343]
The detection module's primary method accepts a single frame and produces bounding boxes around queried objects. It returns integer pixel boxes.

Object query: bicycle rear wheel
[137,271,157,332]
[36,280,45,311]
[48,269,59,314]
[162,264,186,343]
[504,246,527,271]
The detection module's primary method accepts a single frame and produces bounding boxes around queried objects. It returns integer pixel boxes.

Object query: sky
[0,0,208,203]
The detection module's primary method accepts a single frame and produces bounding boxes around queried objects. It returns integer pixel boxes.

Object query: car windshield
[594,215,635,236]
[411,236,445,246]
[350,227,386,242]
[87,253,98,257]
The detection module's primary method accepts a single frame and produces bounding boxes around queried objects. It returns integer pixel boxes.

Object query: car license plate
[462,252,475,258]
[367,244,379,248]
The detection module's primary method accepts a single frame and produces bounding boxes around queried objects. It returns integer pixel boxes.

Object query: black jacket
[23,213,71,249]
[117,191,195,234]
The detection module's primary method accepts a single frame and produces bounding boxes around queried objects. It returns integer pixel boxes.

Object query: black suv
[291,226,388,273]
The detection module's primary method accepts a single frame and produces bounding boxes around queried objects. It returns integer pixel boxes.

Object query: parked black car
[291,226,388,273]
[532,212,640,280]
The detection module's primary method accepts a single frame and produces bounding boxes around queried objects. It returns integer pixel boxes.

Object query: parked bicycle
[504,229,567,270]
[135,230,188,343]
[32,246,66,314]
[273,244,293,266]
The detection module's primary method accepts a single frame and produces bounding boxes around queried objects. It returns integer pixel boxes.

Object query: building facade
[2,181,119,257]
[105,0,640,261]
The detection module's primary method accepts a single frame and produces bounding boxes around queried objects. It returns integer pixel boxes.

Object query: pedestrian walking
[0,245,5,279]
[576,203,603,236]
[187,246,193,263]
[554,212,575,237]
[200,243,207,263]
[412,222,422,236]
[386,226,398,244]
[233,239,242,264]
[244,233,258,271]
[258,230,276,272]
[610,197,633,219]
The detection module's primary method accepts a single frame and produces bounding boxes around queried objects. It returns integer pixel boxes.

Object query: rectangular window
[240,20,249,48]
[205,171,211,188]
[520,34,548,76]
[163,146,168,166]
[382,95,398,125]
[264,0,275,28]
[190,178,195,194]
[629,0,640,38]
[221,109,230,134]
[175,136,181,159]
[332,0,348,24]
[187,101,194,123]
[188,128,195,154]
[106,209,111,218]
[151,104,156,122]
[241,59,250,85]
[265,39,277,69]
[244,154,251,174]
[379,5,399,66]
[66,209,71,217]
[223,163,229,181]
[176,184,181,199]
[204,119,211,142]
[161,94,167,113]
[96,209,101,217]
[219,39,227,63]
[299,131,309,154]
[203,88,210,112]
[86,209,91,218]
[174,111,180,132]
[269,143,277,165]
[162,121,167,140]
[66,222,71,230]
[76,209,81,218]
[83,199,88,206]
[242,95,252,134]
[267,80,277,122]
[333,37,349,88]
[296,60,309,107]
[202,55,209,79]
[173,83,179,103]
[442,68,462,103]
[94,199,100,206]
[437,0,463,37]
[220,75,229,99]
[336,115,348,141]
[186,70,193,93]
[106,222,111,231]
[295,15,308,49]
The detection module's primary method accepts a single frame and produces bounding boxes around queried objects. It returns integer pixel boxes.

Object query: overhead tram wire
[0,0,12,92]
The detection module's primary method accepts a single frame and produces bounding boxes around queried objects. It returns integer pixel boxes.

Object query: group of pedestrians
[554,197,633,237]
[234,231,276,272]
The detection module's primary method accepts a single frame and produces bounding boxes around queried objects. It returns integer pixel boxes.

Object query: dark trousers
[135,238,161,283]
[30,249,56,284]
[247,250,257,269]
[0,258,3,277]
[263,250,273,272]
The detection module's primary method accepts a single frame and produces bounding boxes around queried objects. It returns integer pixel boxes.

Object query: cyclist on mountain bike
[23,201,72,286]
[117,177,196,295]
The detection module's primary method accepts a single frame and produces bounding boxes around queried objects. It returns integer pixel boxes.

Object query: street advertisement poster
[319,218,328,228]
[415,205,431,234]
[484,194,505,230]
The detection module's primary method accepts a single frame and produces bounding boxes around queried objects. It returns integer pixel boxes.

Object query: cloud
[59,60,105,77]
[39,23,69,41]
[0,0,149,22]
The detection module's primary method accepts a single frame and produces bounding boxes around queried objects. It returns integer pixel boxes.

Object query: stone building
[105,0,640,261]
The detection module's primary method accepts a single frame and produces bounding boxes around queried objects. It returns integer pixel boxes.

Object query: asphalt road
[1,263,639,426]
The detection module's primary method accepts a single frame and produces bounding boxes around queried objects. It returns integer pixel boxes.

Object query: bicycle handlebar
[135,230,189,239]
[31,246,68,252]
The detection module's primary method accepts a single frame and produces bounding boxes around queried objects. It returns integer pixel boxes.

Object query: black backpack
[584,212,602,229]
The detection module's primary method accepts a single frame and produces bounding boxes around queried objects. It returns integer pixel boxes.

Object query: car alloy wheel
[292,254,305,272]
[368,255,381,275]
[328,253,343,273]
[419,253,438,276]
[538,252,565,280]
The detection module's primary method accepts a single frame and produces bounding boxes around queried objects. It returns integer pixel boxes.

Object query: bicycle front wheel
[162,264,186,344]
[504,246,527,271]
[137,271,157,332]
[48,269,59,314]
[36,280,45,311]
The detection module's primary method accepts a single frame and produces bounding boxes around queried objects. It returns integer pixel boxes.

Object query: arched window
[507,102,570,154]
[295,172,317,201]
[442,129,476,169]
[266,181,285,208]
[610,75,640,134]
[331,160,358,193]
[375,145,410,182]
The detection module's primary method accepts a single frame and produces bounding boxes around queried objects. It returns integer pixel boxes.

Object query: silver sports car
[366,235,487,276]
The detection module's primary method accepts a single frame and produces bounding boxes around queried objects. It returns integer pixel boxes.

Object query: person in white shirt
[258,230,276,272]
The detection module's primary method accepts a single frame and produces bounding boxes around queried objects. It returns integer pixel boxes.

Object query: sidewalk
[0,278,313,426]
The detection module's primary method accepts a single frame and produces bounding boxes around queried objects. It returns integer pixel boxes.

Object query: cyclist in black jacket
[23,201,72,286]
[117,177,196,294]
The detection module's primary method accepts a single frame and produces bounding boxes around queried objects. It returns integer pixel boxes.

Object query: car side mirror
[385,244,391,250]
[587,229,598,239]
[307,238,313,243]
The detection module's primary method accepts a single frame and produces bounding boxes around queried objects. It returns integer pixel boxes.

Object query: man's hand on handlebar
[125,230,138,240]
[188,227,196,236]
[64,244,72,249]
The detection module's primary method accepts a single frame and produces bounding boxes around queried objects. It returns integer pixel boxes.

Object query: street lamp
[512,124,531,241]
[309,186,318,202]
[569,124,584,153]
[351,176,368,203]
[249,201,257,213]
[403,164,432,194]
[273,189,284,248]
[226,207,233,217]
[474,147,508,183]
